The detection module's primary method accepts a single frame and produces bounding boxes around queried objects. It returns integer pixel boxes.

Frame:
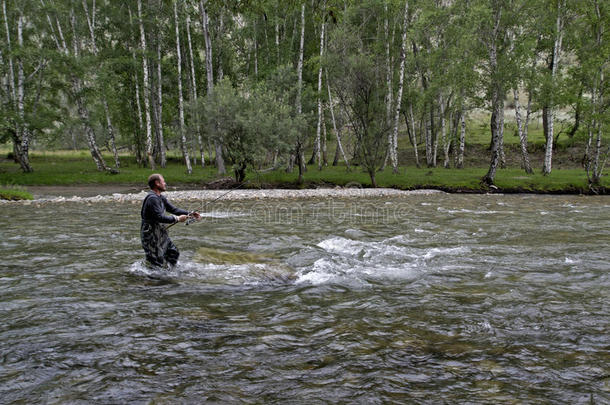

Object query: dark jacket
[141,191,189,224]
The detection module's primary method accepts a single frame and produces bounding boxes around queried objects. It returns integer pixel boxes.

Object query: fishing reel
[185,212,199,225]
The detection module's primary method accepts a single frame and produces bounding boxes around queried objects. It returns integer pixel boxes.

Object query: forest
[1,0,608,188]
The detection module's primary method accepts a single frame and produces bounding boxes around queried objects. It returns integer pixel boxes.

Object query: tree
[174,1,192,174]
[575,0,609,187]
[200,0,226,174]
[327,20,390,188]
[202,78,303,182]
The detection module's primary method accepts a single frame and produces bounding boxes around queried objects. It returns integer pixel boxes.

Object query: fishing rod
[166,180,250,229]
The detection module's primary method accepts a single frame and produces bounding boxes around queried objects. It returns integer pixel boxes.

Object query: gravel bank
[3,188,444,204]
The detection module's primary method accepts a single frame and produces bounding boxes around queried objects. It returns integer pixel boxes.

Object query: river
[1,193,608,403]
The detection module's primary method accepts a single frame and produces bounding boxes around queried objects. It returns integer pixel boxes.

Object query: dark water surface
[1,194,609,404]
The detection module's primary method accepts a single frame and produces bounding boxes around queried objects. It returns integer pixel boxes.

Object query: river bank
[1,180,607,203]
[1,152,608,200]
[2,186,444,204]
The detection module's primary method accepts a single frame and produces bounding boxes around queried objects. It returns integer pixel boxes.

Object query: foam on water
[297,235,470,286]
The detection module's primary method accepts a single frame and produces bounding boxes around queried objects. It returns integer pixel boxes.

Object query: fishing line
[166,178,253,229]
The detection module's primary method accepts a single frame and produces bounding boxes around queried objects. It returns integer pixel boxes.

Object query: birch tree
[313,1,326,170]
[541,0,567,175]
[185,13,205,167]
[480,1,510,186]
[81,0,119,169]
[577,0,609,187]
[174,1,191,174]
[137,0,155,169]
[200,0,226,174]
[389,0,409,174]
[41,0,112,172]
[2,0,33,172]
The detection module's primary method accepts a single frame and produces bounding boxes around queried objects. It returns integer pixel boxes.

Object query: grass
[1,142,607,194]
[0,185,34,200]
[0,151,219,186]
[257,165,606,193]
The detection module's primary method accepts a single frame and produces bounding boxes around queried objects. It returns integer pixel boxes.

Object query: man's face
[156,176,167,192]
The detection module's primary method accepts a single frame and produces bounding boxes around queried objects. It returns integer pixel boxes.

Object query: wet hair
[148,173,162,190]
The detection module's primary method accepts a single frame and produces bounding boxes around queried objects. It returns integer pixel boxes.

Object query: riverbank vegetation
[0,149,607,195]
[0,184,33,200]
[1,0,608,192]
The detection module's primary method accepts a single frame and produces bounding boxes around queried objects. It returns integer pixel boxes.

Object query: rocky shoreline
[1,187,445,204]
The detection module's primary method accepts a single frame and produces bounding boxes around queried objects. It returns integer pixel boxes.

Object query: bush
[0,187,34,200]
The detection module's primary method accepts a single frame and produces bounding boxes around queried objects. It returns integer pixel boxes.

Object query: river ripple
[0,194,608,403]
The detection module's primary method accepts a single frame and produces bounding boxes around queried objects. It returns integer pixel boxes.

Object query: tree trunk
[327,75,349,169]
[321,110,328,167]
[137,0,155,170]
[174,1,192,174]
[155,29,166,168]
[440,94,450,168]
[218,11,224,81]
[185,14,205,168]
[314,3,325,170]
[73,77,109,172]
[128,7,144,166]
[425,104,434,167]
[513,88,533,174]
[383,2,393,170]
[200,0,226,174]
[389,0,409,174]
[369,169,377,188]
[295,3,306,183]
[543,0,565,175]
[483,87,504,185]
[457,106,465,169]
[4,2,32,172]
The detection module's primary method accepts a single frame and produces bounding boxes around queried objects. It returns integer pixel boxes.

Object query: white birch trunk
[137,0,155,169]
[294,3,306,181]
[186,14,205,167]
[543,0,565,175]
[200,0,225,174]
[457,106,465,169]
[253,21,258,78]
[513,88,533,174]
[389,0,409,173]
[314,4,325,170]
[440,94,450,168]
[218,12,224,81]
[327,74,349,169]
[275,12,280,65]
[156,33,166,168]
[3,1,32,172]
[128,7,144,165]
[408,103,420,167]
[174,1,192,174]
[483,8,503,185]
[296,4,304,116]
[15,12,31,172]
[384,2,393,129]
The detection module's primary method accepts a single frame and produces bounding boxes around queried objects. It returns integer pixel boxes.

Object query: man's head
[148,173,167,192]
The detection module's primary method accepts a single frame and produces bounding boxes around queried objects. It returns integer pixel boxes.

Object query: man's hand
[190,212,201,219]
[177,215,188,223]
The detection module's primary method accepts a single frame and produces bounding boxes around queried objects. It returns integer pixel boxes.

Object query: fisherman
[141,173,200,268]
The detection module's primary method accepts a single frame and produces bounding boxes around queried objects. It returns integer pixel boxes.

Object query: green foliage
[201,78,306,181]
[0,185,33,200]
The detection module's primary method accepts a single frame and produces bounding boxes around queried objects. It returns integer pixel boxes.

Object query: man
[141,173,200,268]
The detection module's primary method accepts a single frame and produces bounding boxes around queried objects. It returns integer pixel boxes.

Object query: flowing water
[1,194,609,404]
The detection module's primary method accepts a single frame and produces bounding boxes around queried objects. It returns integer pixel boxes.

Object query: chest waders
[141,194,180,268]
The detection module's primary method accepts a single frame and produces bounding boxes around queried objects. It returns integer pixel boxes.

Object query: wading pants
[141,221,180,268]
